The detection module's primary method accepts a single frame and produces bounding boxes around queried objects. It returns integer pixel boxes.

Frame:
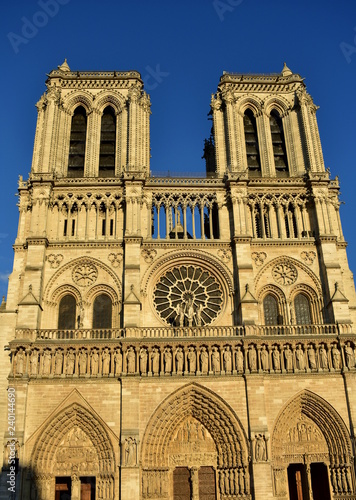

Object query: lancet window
[68,106,87,177]
[151,193,219,240]
[58,294,76,329]
[244,109,261,174]
[270,110,289,175]
[263,294,280,325]
[99,106,116,177]
[294,294,312,325]
[93,294,112,329]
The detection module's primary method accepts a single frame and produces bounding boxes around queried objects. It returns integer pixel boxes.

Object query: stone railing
[14,323,352,342]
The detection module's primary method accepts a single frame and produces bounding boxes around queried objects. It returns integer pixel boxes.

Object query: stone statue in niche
[248,345,257,371]
[332,344,341,369]
[187,347,196,373]
[127,347,135,374]
[91,350,99,375]
[176,347,184,372]
[30,350,38,376]
[164,348,172,373]
[284,346,293,371]
[235,346,244,372]
[307,345,316,370]
[54,350,63,375]
[15,349,24,376]
[260,345,269,371]
[211,347,220,373]
[345,342,355,369]
[295,344,305,371]
[319,344,328,369]
[114,348,122,376]
[66,350,75,375]
[272,345,280,370]
[151,348,160,374]
[124,437,137,466]
[79,350,87,375]
[200,346,208,372]
[255,434,266,462]
[223,346,232,372]
[43,350,52,375]
[139,348,148,374]
[102,348,110,375]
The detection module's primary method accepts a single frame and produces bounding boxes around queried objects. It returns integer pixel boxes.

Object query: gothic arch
[235,95,263,116]
[271,389,352,467]
[255,255,322,297]
[263,96,291,116]
[43,256,122,303]
[93,89,126,114]
[141,382,250,469]
[30,402,116,475]
[141,250,234,296]
[63,90,94,114]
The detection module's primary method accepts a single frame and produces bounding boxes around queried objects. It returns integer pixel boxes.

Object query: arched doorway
[141,383,251,499]
[271,390,354,500]
[29,403,116,500]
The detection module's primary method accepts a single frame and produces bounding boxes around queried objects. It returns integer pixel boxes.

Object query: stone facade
[1,60,356,499]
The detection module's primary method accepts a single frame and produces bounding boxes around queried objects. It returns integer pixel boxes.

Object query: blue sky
[0,0,356,300]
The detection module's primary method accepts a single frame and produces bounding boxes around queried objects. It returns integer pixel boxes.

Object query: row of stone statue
[330,465,354,494]
[11,341,356,377]
[219,467,250,496]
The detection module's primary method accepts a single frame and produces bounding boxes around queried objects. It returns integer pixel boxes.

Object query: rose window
[153,265,223,326]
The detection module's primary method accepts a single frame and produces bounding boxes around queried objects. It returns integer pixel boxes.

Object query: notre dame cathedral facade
[1,60,356,500]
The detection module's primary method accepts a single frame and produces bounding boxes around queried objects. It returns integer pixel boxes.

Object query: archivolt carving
[47,284,82,307]
[141,383,249,469]
[263,95,291,116]
[62,90,94,114]
[85,284,120,306]
[30,403,116,475]
[141,250,234,297]
[272,390,352,467]
[235,94,263,116]
[43,257,122,303]
[255,256,322,296]
[92,89,126,114]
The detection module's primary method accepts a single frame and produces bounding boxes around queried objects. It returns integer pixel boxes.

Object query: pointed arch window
[263,294,284,325]
[58,294,76,329]
[99,106,116,177]
[68,106,87,177]
[270,110,289,175]
[294,294,312,325]
[93,294,112,329]
[244,109,261,174]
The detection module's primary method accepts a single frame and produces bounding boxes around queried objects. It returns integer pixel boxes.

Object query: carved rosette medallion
[72,262,98,287]
[272,263,297,286]
[153,265,223,326]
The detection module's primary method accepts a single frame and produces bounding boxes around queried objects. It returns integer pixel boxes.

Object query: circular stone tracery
[153,265,223,327]
[272,263,297,286]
